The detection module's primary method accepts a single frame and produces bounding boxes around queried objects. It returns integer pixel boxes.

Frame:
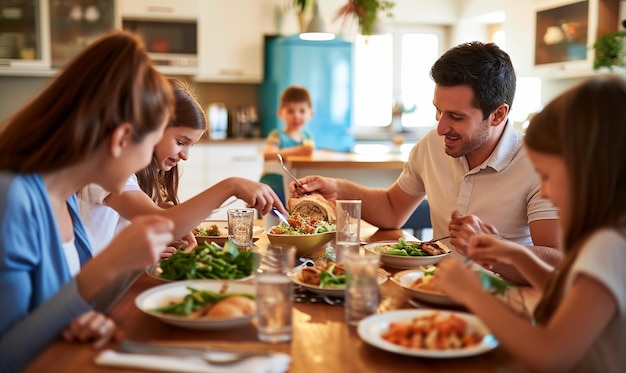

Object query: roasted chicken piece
[300,266,321,286]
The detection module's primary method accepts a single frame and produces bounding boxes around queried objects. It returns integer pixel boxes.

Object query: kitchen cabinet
[177,141,264,219]
[195,0,274,83]
[0,0,50,72]
[533,0,621,79]
[49,0,117,67]
[0,0,117,75]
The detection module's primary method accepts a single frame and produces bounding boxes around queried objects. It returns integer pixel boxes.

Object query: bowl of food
[193,220,264,246]
[363,238,451,268]
[267,194,337,257]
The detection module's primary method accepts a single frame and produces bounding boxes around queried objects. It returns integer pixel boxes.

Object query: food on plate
[372,238,450,257]
[193,224,221,237]
[410,266,445,294]
[158,241,258,281]
[151,286,255,318]
[300,262,346,288]
[381,312,483,350]
[287,193,337,224]
[268,211,336,235]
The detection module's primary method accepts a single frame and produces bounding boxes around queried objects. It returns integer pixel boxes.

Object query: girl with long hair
[435,76,626,372]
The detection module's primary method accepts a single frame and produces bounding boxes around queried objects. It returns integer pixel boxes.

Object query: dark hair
[430,41,516,120]
[526,76,626,324]
[280,85,312,108]
[0,31,173,172]
[136,78,207,205]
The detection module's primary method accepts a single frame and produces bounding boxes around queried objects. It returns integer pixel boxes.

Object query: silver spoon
[276,153,304,187]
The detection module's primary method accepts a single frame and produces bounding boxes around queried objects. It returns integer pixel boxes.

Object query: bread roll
[287,194,336,223]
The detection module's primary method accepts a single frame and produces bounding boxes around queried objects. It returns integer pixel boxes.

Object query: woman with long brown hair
[436,76,626,372]
[0,31,177,372]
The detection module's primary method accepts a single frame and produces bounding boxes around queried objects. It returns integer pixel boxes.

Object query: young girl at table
[260,85,315,204]
[435,76,626,372]
[79,78,204,256]
[80,77,286,258]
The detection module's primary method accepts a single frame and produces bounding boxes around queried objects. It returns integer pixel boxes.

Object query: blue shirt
[0,173,93,372]
[260,128,314,193]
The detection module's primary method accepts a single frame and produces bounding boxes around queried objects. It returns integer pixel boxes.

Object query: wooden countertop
[287,150,407,170]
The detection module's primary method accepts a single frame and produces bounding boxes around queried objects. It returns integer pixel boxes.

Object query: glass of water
[344,249,380,326]
[227,208,255,248]
[255,244,295,343]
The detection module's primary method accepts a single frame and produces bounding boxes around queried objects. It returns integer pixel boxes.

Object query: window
[353,25,447,133]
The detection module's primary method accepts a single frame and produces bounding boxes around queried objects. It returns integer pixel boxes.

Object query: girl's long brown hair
[0,31,173,172]
[525,76,626,324]
[136,79,207,205]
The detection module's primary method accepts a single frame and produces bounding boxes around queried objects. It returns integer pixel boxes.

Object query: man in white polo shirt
[289,42,561,284]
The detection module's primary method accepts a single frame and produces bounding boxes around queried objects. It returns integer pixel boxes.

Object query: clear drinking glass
[344,249,380,326]
[227,208,255,248]
[335,200,362,262]
[255,244,296,343]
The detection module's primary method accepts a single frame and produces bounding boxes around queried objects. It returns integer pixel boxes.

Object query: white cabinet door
[196,0,274,83]
[178,142,264,219]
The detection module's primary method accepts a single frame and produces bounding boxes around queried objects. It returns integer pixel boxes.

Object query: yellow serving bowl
[266,226,335,258]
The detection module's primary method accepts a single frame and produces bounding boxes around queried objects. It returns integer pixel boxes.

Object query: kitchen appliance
[120,0,198,75]
[207,103,227,140]
[259,35,354,152]
[230,105,259,138]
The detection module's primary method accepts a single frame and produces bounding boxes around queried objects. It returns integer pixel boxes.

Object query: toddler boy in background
[260,85,315,205]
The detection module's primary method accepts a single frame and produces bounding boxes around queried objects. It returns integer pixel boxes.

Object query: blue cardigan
[0,173,93,372]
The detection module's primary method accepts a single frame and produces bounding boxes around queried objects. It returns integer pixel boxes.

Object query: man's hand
[448,210,499,255]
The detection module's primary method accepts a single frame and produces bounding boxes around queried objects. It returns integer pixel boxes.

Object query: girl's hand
[230,178,286,215]
[434,258,483,306]
[466,234,526,267]
[61,310,124,349]
[159,245,178,260]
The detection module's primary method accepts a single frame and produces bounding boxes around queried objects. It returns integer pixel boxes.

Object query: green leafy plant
[335,0,395,35]
[592,31,626,70]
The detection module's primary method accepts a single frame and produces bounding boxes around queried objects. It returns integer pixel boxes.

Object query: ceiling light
[299,1,335,41]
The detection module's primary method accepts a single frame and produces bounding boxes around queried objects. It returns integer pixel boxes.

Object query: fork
[118,340,270,366]
[276,153,304,187]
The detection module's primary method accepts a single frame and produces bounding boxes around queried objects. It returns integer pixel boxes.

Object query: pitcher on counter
[289,41,563,285]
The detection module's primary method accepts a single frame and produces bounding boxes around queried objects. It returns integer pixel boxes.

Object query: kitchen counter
[287,150,407,170]
[284,150,408,189]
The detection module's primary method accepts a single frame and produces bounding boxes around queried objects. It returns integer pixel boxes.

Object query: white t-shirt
[79,175,141,255]
[397,120,558,250]
[62,239,80,276]
[566,227,626,372]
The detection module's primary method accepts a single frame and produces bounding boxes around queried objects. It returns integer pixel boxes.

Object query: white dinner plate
[390,269,459,307]
[358,309,498,358]
[194,220,265,245]
[363,241,450,269]
[291,265,388,297]
[135,280,255,330]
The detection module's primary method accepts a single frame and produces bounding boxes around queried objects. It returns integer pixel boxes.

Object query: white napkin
[95,350,291,373]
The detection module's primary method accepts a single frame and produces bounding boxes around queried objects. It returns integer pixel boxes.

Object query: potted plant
[592,30,626,71]
[334,0,395,35]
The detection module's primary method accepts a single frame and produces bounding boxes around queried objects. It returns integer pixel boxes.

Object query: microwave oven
[122,18,198,73]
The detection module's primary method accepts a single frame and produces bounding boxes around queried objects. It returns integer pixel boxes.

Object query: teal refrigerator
[259,35,354,152]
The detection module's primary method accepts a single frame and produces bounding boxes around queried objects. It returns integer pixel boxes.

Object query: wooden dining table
[24,221,538,373]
